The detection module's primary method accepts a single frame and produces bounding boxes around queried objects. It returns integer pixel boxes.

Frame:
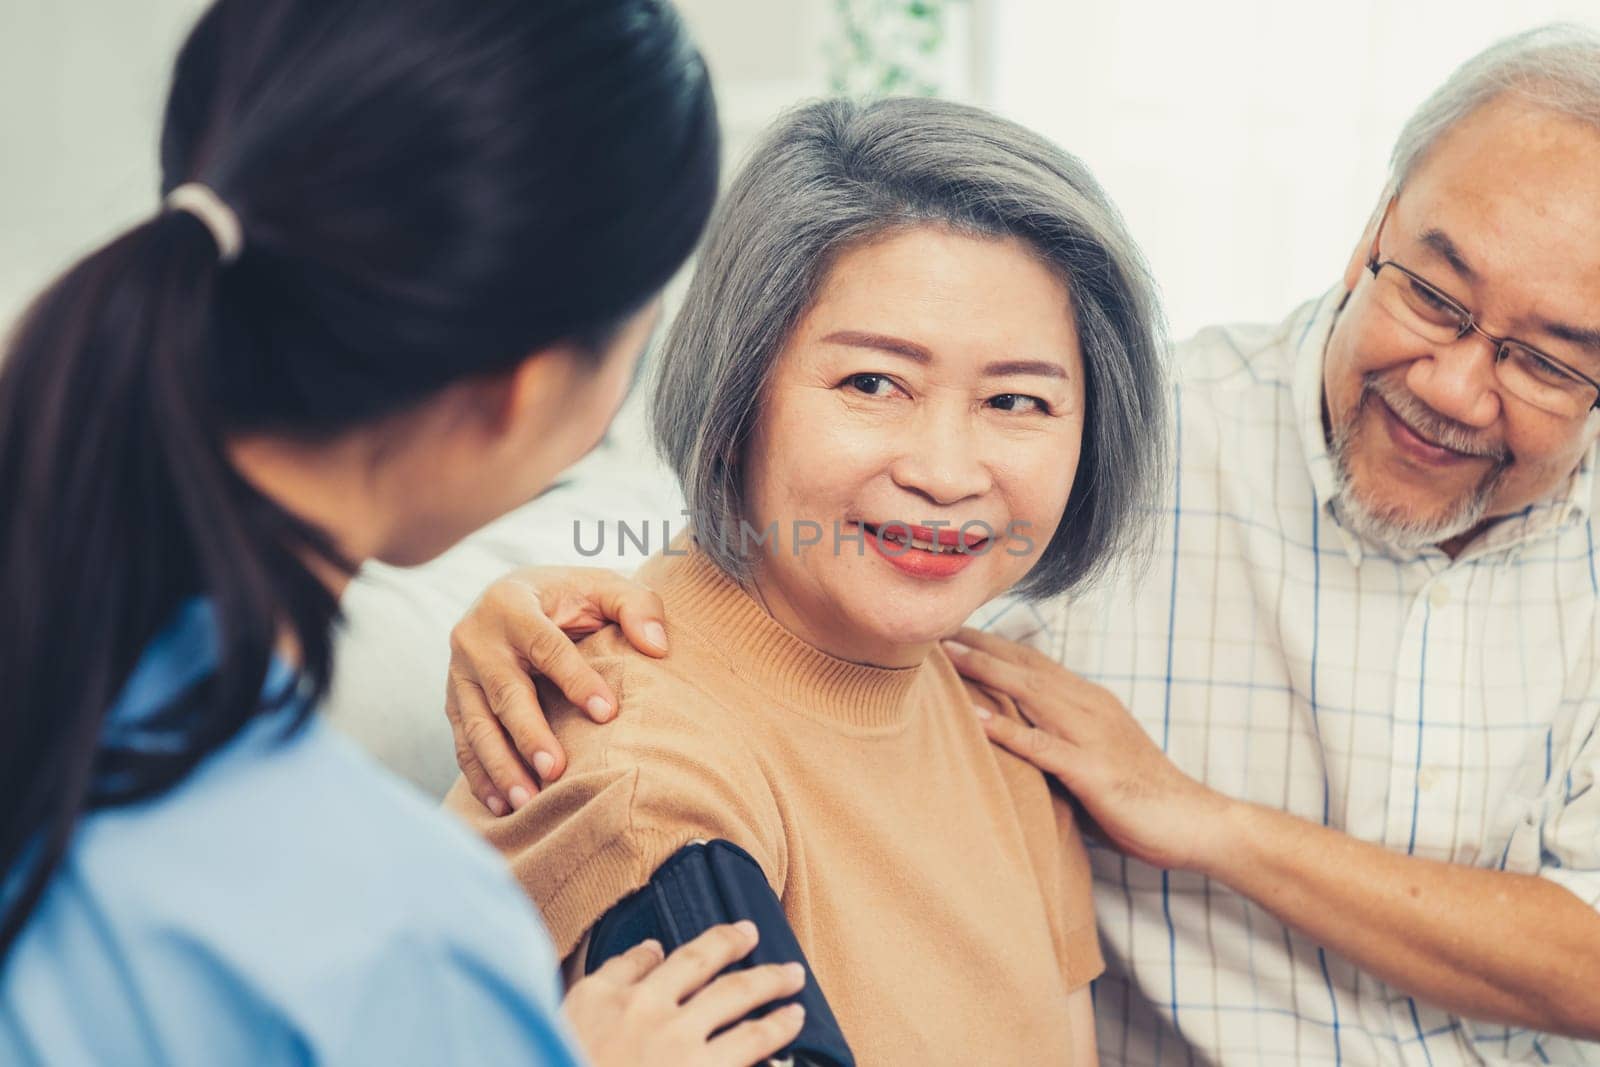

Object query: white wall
[0,0,836,331]
[9,2,1600,341]
[677,0,833,165]
[984,1,1600,338]
[0,0,210,330]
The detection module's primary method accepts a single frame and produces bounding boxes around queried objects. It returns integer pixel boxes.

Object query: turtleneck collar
[636,537,930,732]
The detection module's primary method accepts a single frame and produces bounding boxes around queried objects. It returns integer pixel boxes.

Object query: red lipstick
[859,522,988,579]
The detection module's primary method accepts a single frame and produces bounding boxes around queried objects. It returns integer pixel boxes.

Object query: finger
[455,678,540,806]
[592,579,669,659]
[980,711,1080,782]
[952,628,1103,707]
[940,635,1035,697]
[642,921,760,1003]
[521,614,618,725]
[447,699,507,816]
[685,960,807,1035]
[706,1003,806,1066]
[540,568,668,658]
[479,666,568,787]
[508,570,606,633]
[952,625,1061,674]
[587,939,665,987]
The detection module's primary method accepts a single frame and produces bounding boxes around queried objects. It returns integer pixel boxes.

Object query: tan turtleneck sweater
[444,543,1102,1064]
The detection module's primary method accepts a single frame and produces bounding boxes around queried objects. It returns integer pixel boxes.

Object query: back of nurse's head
[653,96,1168,600]
[0,0,717,955]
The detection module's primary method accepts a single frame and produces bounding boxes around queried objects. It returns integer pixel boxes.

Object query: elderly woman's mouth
[859,522,992,556]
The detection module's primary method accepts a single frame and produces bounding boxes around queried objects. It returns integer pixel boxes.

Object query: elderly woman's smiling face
[741,224,1085,667]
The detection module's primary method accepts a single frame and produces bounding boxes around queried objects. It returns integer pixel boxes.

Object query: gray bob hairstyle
[1390,23,1600,191]
[652,96,1170,599]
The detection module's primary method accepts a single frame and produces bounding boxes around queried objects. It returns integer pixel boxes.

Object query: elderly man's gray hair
[651,96,1169,599]
[1391,23,1600,191]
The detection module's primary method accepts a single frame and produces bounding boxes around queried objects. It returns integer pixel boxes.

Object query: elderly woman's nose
[887,414,993,505]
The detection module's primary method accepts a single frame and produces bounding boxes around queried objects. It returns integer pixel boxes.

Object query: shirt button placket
[1386,580,1446,852]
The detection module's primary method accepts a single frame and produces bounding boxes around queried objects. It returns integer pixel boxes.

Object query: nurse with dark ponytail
[0,2,805,1064]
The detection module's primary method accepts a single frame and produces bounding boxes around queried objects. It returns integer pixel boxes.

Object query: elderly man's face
[1323,96,1600,553]
[739,224,1085,667]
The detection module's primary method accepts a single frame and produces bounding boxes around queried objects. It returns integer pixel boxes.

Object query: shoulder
[551,623,776,799]
[963,681,1104,985]
[446,630,787,959]
[1171,295,1331,412]
[564,632,784,848]
[1165,322,1294,473]
[1174,318,1297,386]
[953,671,1103,981]
[533,624,773,795]
[964,679,1060,802]
[31,715,575,1061]
[89,712,546,944]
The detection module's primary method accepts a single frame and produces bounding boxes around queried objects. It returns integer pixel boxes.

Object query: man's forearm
[946,629,1600,1038]
[1199,799,1600,1039]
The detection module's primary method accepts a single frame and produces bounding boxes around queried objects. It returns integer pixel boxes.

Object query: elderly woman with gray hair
[443,96,1168,1065]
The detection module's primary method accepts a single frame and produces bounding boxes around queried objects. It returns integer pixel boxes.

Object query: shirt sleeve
[319,920,583,1066]
[1050,796,1107,990]
[150,793,586,1065]
[1538,715,1600,911]
[443,643,788,962]
[1475,704,1600,1062]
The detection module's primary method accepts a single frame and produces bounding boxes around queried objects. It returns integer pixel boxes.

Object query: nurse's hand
[564,923,807,1067]
[446,566,666,815]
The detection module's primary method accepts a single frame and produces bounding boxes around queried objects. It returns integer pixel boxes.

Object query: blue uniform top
[0,601,583,1066]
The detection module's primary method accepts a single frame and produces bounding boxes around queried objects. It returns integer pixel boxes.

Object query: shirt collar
[101,599,303,762]
[102,599,221,738]
[1289,287,1347,518]
[1469,450,1594,558]
[1287,288,1365,564]
[1288,285,1597,566]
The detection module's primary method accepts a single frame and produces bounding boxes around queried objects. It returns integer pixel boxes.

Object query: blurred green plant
[827,0,966,98]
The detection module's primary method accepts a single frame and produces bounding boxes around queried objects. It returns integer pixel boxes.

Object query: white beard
[1328,456,1497,551]
[1326,381,1509,552]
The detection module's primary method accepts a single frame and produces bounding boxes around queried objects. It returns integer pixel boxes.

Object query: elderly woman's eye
[989,393,1050,414]
[846,373,898,397]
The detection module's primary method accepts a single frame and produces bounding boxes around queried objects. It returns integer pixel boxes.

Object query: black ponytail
[0,0,718,959]
[0,213,345,955]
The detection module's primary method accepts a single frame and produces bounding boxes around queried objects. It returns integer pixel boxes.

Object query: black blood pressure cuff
[584,839,855,1067]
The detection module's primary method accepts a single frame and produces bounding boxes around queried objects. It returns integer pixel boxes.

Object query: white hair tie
[164,183,244,264]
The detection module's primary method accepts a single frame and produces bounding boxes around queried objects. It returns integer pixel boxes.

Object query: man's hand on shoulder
[945,626,1234,874]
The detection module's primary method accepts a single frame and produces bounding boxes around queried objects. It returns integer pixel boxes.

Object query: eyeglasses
[1366,198,1600,418]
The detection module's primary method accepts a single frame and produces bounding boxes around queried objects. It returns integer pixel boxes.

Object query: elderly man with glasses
[397,21,1600,1067]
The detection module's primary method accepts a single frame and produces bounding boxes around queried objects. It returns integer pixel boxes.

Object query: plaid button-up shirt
[984,289,1600,1066]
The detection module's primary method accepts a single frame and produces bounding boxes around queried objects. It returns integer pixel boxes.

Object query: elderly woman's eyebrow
[821,329,931,363]
[820,330,1068,378]
[983,359,1068,379]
